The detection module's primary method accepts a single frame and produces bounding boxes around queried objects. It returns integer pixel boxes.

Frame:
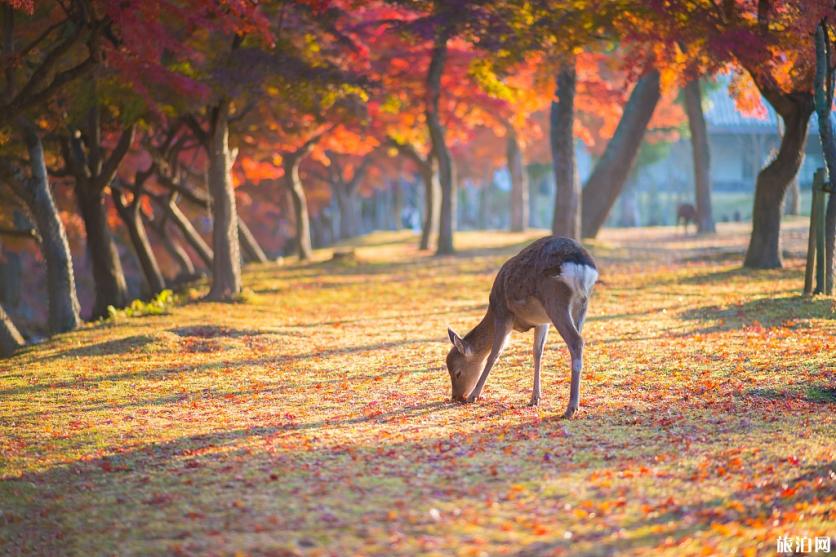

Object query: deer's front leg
[530,324,549,406]
[546,301,584,419]
[466,317,512,403]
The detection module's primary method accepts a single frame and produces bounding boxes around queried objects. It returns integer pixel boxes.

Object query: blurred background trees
[1,0,834,354]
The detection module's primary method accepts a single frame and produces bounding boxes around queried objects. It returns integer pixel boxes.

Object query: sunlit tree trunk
[684,79,716,234]
[551,58,580,239]
[744,105,811,268]
[17,119,80,332]
[206,98,242,299]
[426,26,455,255]
[581,70,661,238]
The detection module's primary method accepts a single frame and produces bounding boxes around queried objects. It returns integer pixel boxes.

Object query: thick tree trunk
[744,104,812,268]
[0,303,24,358]
[684,79,716,234]
[426,28,455,255]
[581,70,661,238]
[507,126,528,232]
[238,216,268,263]
[113,192,165,296]
[206,99,242,300]
[18,120,80,332]
[162,196,213,268]
[75,181,128,319]
[284,158,312,260]
[551,59,580,239]
[419,162,440,250]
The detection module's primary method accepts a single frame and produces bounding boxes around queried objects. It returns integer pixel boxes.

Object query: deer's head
[446,328,482,401]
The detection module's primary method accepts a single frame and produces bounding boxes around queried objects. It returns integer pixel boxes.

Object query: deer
[446,236,598,419]
[676,203,698,234]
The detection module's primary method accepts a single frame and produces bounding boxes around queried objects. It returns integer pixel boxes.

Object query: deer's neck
[464,307,495,359]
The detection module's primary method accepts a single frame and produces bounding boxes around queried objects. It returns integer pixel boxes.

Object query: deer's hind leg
[530,324,549,406]
[544,295,584,419]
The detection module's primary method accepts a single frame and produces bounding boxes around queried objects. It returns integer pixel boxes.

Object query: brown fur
[446,237,597,418]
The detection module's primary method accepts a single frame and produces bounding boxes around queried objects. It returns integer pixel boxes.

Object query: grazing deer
[446,237,598,418]
[676,203,698,234]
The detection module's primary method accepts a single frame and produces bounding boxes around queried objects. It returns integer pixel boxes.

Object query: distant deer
[446,237,598,418]
[676,203,698,233]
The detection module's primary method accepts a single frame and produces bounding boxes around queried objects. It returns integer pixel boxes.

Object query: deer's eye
[455,370,462,379]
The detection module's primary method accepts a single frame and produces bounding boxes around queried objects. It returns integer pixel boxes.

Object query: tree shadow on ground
[679,294,834,333]
[1,402,828,556]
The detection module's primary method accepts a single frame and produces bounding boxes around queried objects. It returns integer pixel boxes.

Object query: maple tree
[650,0,836,267]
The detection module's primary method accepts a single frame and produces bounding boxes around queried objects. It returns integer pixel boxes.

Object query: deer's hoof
[562,406,579,419]
[528,396,540,407]
[464,394,480,404]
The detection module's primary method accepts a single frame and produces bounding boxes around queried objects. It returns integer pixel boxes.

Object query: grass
[1,222,834,556]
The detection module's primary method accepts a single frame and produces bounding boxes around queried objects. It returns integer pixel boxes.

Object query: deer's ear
[448,327,470,356]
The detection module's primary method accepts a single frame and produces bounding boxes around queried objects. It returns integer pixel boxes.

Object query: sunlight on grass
[1,224,833,556]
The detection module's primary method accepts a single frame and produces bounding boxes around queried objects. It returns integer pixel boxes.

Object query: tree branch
[94,124,135,191]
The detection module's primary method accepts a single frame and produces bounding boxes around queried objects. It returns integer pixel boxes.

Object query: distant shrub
[107,290,179,320]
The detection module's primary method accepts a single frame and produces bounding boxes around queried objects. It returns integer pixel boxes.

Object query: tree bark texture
[551,59,580,239]
[18,120,81,331]
[206,99,242,299]
[581,70,662,238]
[426,27,455,255]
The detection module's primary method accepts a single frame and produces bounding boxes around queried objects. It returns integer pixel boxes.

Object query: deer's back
[489,237,596,311]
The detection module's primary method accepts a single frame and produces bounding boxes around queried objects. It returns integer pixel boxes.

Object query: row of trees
[1,0,834,357]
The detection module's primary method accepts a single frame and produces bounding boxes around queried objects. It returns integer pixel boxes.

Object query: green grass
[0,223,833,556]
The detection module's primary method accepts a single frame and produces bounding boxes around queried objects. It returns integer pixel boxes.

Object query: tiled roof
[703,78,824,135]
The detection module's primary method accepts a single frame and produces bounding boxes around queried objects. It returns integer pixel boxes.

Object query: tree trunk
[238,216,268,263]
[144,212,197,279]
[162,196,213,268]
[814,23,836,293]
[419,162,440,250]
[426,28,455,255]
[507,126,529,232]
[0,303,24,358]
[333,185,359,240]
[18,120,80,332]
[581,70,661,238]
[206,99,242,300]
[744,104,812,268]
[113,192,166,296]
[551,59,580,239]
[392,179,404,230]
[284,157,312,260]
[74,180,128,319]
[684,79,716,234]
[784,177,801,215]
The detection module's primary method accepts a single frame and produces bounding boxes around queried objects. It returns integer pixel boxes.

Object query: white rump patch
[556,262,598,297]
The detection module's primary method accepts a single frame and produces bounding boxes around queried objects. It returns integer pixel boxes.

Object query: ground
[1,221,834,557]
